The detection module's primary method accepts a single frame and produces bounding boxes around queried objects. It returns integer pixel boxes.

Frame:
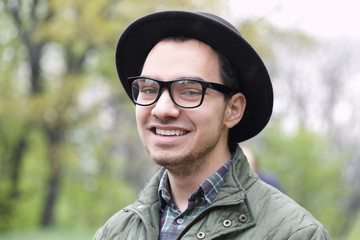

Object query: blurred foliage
[0,0,358,239]
[237,17,318,60]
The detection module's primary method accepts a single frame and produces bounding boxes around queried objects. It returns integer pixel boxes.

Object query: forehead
[141,38,221,82]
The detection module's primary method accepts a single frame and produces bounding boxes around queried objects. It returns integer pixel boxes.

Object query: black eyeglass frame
[128,76,236,109]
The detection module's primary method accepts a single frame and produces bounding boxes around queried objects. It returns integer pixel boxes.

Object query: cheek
[193,105,226,132]
[135,106,148,132]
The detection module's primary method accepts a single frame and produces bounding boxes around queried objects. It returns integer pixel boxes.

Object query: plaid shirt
[158,160,231,240]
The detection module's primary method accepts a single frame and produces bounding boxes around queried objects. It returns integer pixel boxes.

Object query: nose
[151,89,181,120]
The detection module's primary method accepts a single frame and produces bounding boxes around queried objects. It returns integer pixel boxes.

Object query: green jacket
[93,147,330,239]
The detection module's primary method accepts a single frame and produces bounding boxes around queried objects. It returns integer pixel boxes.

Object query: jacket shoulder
[287,224,330,239]
[93,168,164,240]
[93,205,140,240]
[248,180,329,239]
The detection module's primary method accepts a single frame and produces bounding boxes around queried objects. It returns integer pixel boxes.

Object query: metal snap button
[197,231,206,239]
[239,214,247,223]
[223,219,232,228]
[176,218,184,224]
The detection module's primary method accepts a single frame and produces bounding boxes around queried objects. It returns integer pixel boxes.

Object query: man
[94,11,329,239]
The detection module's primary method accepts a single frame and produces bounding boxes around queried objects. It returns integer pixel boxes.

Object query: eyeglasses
[128,76,235,109]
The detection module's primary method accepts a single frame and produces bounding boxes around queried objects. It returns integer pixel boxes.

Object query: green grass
[0,228,94,240]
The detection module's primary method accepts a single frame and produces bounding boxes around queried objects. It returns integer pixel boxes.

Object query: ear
[224,93,246,129]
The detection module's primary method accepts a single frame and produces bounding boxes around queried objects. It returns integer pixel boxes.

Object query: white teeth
[156,128,186,136]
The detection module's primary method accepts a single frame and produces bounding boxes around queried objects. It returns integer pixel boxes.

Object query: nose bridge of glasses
[157,83,177,105]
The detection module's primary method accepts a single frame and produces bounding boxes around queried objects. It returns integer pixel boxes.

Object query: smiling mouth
[154,128,188,136]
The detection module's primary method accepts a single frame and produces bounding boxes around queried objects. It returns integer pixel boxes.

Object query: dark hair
[217,50,241,99]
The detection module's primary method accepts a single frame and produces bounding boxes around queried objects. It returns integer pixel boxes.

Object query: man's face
[135,39,231,176]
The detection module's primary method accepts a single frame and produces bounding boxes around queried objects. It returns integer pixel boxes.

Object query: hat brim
[116,11,273,143]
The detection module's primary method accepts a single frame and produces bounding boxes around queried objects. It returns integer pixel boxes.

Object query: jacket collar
[135,145,257,200]
[225,145,258,191]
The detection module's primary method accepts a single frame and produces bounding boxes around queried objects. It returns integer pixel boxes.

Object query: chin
[151,152,184,166]
[149,148,209,178]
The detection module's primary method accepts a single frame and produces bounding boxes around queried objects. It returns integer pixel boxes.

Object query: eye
[141,87,158,94]
[174,80,203,96]
[180,89,202,96]
[137,79,159,95]
[173,81,203,102]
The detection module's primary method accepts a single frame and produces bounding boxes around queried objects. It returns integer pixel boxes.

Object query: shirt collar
[158,170,172,210]
[158,158,232,211]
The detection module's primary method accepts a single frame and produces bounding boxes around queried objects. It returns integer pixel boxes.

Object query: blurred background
[0,0,359,239]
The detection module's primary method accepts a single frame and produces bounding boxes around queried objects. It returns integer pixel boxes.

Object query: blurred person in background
[94,11,329,240]
[243,147,284,192]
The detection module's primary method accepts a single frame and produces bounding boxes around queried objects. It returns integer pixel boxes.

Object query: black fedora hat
[115,10,273,143]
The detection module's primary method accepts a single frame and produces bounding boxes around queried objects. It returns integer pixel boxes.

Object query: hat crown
[197,12,242,36]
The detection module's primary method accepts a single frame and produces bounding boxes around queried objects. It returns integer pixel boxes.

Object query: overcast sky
[228,0,360,40]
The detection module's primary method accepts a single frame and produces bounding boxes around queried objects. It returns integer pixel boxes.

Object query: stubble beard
[150,137,220,178]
